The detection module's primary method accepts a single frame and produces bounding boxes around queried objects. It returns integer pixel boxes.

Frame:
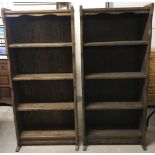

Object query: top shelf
[84,41,148,47]
[9,43,72,48]
[4,9,71,17]
[83,7,150,15]
[12,73,73,81]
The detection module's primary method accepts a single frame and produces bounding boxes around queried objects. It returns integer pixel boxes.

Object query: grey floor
[0,105,155,153]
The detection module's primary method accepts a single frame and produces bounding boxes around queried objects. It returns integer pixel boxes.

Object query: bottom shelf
[20,130,76,145]
[86,129,142,145]
[87,129,142,138]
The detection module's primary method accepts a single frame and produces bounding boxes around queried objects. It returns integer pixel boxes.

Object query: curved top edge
[82,6,152,13]
[2,8,71,14]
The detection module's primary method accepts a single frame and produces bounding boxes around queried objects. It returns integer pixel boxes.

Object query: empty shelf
[9,43,72,48]
[87,129,142,139]
[86,102,144,110]
[84,41,148,47]
[20,130,75,140]
[13,73,73,81]
[17,102,74,111]
[85,72,147,79]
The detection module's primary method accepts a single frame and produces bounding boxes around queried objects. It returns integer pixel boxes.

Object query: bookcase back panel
[6,15,71,43]
[84,45,146,74]
[83,13,148,42]
[11,48,72,74]
[15,80,74,102]
[85,79,144,102]
[19,110,74,130]
[0,87,11,98]
[86,110,142,130]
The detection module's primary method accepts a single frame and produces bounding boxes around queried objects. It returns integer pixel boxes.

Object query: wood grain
[17,102,74,111]
[13,73,73,81]
[9,43,72,48]
[4,9,71,17]
[86,102,144,110]
[85,72,146,79]
[83,7,150,14]
[20,130,75,140]
[87,129,142,138]
[84,41,148,46]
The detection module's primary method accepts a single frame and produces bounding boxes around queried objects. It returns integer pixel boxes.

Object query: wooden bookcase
[2,8,78,151]
[80,4,154,150]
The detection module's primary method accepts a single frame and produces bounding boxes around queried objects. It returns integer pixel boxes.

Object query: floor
[0,105,155,153]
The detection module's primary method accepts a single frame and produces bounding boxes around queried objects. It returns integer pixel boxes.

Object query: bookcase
[2,8,79,151]
[80,4,154,150]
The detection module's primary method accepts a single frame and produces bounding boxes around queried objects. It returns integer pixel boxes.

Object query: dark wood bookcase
[80,4,154,150]
[2,8,79,151]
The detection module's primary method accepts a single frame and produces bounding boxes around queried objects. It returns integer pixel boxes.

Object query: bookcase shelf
[82,9,149,43]
[84,41,148,46]
[85,72,146,79]
[87,129,142,139]
[10,47,73,74]
[9,43,72,48]
[17,102,74,111]
[20,130,75,145]
[5,13,72,44]
[85,102,144,110]
[2,7,78,151]
[86,129,142,144]
[86,109,142,130]
[83,45,147,74]
[13,73,73,81]
[20,130,75,140]
[80,4,154,150]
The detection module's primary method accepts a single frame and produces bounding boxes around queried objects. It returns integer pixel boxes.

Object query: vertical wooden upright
[2,7,78,151]
[80,4,154,150]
